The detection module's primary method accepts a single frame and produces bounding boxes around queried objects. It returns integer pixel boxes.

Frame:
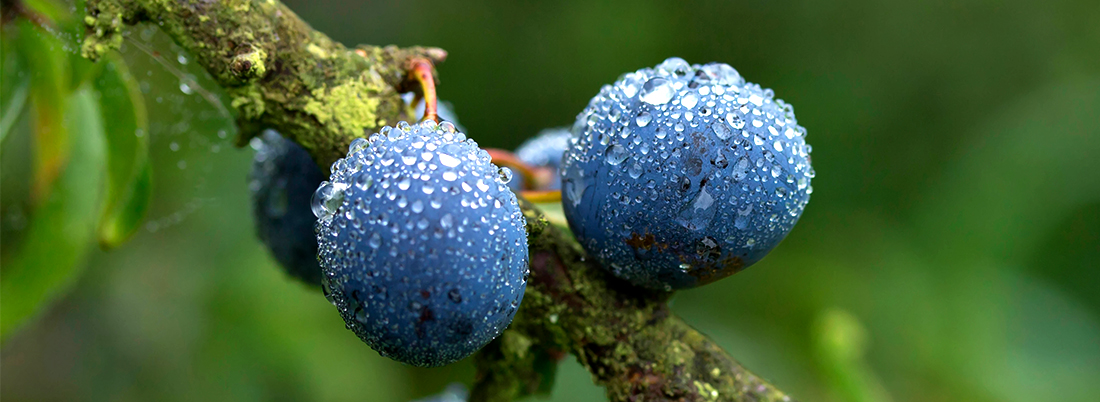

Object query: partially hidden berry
[404,93,465,132]
[509,127,570,191]
[561,57,814,291]
[249,130,326,286]
[314,121,529,367]
[411,383,468,402]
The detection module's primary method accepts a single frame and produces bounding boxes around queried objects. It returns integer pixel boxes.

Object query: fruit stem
[486,148,541,190]
[408,57,438,123]
[521,190,561,203]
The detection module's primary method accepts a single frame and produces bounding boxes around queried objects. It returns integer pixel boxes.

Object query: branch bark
[81,1,795,401]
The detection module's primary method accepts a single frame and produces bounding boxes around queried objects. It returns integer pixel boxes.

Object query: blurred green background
[3,0,1100,401]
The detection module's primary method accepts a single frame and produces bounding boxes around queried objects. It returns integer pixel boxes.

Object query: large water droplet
[312,181,343,219]
[681,92,699,109]
[657,57,691,75]
[677,187,717,231]
[640,77,674,105]
[439,153,461,168]
[713,121,733,140]
[563,166,589,207]
[725,113,745,130]
[605,144,628,166]
[732,157,751,181]
[355,173,372,190]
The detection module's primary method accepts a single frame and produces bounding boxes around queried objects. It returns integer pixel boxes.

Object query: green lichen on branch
[470,203,794,402]
[81,0,444,169]
[80,1,795,401]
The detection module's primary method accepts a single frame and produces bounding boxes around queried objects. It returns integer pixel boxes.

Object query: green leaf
[0,88,106,342]
[94,56,153,248]
[21,0,69,23]
[15,20,72,203]
[0,47,30,144]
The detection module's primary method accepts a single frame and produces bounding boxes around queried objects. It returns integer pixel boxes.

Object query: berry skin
[510,128,571,191]
[249,130,327,286]
[314,121,529,367]
[560,57,814,291]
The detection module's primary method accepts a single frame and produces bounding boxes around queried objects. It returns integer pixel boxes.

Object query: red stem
[408,57,438,123]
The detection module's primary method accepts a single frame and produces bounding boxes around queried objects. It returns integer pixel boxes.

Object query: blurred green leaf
[0,49,30,144]
[813,308,892,402]
[94,56,152,248]
[0,88,106,341]
[21,0,69,23]
[915,79,1100,265]
[15,20,71,202]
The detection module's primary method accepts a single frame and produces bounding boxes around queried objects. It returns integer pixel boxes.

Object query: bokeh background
[3,0,1100,401]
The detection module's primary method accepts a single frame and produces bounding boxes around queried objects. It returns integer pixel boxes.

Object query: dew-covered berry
[561,57,814,291]
[314,121,529,367]
[510,128,570,191]
[249,130,326,286]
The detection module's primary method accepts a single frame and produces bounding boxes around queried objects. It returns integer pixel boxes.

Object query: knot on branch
[230,44,267,82]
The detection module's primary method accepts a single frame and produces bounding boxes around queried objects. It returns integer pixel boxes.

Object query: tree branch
[81,1,795,401]
[83,0,444,168]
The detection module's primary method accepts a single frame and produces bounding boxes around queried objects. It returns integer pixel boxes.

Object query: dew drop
[605,144,629,166]
[640,77,674,105]
[439,153,461,168]
[681,92,699,109]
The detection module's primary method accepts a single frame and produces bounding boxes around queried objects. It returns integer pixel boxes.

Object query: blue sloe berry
[510,127,570,191]
[561,57,815,290]
[249,130,326,286]
[314,121,528,367]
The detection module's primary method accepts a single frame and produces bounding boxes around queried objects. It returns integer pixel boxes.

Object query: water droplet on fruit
[713,121,733,140]
[640,77,674,105]
[605,144,628,165]
[681,92,699,109]
[439,153,461,168]
[732,157,751,181]
[725,113,745,129]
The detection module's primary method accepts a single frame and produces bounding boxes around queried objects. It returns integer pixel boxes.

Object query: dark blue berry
[249,130,326,286]
[314,121,528,367]
[510,128,570,191]
[561,57,814,290]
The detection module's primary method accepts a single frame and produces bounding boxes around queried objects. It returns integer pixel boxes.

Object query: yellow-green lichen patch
[229,85,265,120]
[231,47,268,81]
[694,380,721,401]
[307,43,330,59]
[303,75,386,137]
[81,0,127,60]
[501,331,534,360]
